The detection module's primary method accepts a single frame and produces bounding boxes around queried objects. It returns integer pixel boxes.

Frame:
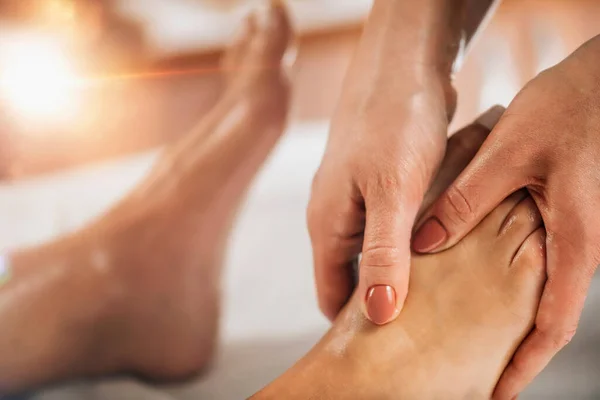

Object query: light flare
[0,35,81,124]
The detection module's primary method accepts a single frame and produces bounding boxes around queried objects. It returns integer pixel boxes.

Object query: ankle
[2,237,128,386]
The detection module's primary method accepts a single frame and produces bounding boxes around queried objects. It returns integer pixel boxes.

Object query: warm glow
[42,0,76,24]
[0,36,81,124]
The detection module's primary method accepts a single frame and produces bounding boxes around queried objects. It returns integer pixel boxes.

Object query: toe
[497,196,543,264]
[249,0,294,64]
[507,227,547,320]
[222,14,257,76]
[473,190,529,238]
[511,227,546,277]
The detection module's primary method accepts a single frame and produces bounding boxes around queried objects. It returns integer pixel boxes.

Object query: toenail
[366,285,397,325]
[412,218,448,253]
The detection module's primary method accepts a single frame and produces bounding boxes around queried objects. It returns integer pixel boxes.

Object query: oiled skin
[254,109,546,400]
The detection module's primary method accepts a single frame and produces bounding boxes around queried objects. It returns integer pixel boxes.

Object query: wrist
[367,0,498,92]
[362,0,462,118]
[408,66,457,122]
[365,0,454,71]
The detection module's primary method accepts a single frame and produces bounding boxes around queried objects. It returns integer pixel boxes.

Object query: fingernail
[412,217,448,253]
[476,105,505,131]
[366,285,397,325]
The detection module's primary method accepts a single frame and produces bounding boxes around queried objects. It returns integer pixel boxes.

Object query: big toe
[222,14,257,76]
[248,0,294,64]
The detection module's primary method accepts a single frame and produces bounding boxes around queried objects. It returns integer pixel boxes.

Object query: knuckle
[508,350,528,376]
[362,169,401,196]
[365,170,422,208]
[330,216,351,240]
[539,326,577,349]
[361,245,403,270]
[439,185,475,225]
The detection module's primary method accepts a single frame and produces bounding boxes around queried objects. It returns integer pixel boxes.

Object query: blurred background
[1,1,600,399]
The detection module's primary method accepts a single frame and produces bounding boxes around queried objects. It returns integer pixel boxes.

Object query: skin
[255,108,547,399]
[0,3,292,394]
[413,33,600,398]
[307,0,498,324]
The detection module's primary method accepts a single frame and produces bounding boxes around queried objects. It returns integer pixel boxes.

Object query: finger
[494,225,595,399]
[412,105,526,254]
[311,233,362,322]
[418,106,504,219]
[308,180,365,321]
[360,105,506,325]
[358,179,420,325]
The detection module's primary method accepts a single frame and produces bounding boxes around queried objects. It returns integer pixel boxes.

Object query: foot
[105,0,292,379]
[0,1,292,394]
[254,110,547,399]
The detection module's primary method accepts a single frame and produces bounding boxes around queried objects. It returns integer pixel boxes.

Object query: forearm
[372,0,497,74]
[345,0,499,115]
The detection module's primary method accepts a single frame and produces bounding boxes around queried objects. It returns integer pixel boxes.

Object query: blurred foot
[0,0,292,393]
[109,0,292,379]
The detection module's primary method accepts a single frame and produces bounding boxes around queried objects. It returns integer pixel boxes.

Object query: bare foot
[105,0,292,379]
[254,108,546,399]
[0,1,292,394]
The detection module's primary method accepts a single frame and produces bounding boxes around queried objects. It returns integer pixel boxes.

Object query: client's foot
[0,1,292,394]
[255,108,546,399]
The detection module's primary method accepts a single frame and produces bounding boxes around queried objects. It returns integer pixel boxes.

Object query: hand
[307,59,454,324]
[412,35,600,398]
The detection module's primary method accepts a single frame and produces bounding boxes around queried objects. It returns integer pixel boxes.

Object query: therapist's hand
[413,35,600,399]
[307,60,454,324]
[306,0,499,326]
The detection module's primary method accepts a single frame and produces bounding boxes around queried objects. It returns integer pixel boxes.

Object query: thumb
[359,184,420,325]
[413,106,525,254]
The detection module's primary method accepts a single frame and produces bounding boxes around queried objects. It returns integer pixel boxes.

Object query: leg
[0,1,293,394]
[253,109,546,399]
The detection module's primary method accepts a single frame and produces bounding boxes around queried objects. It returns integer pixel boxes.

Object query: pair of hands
[308,35,600,398]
